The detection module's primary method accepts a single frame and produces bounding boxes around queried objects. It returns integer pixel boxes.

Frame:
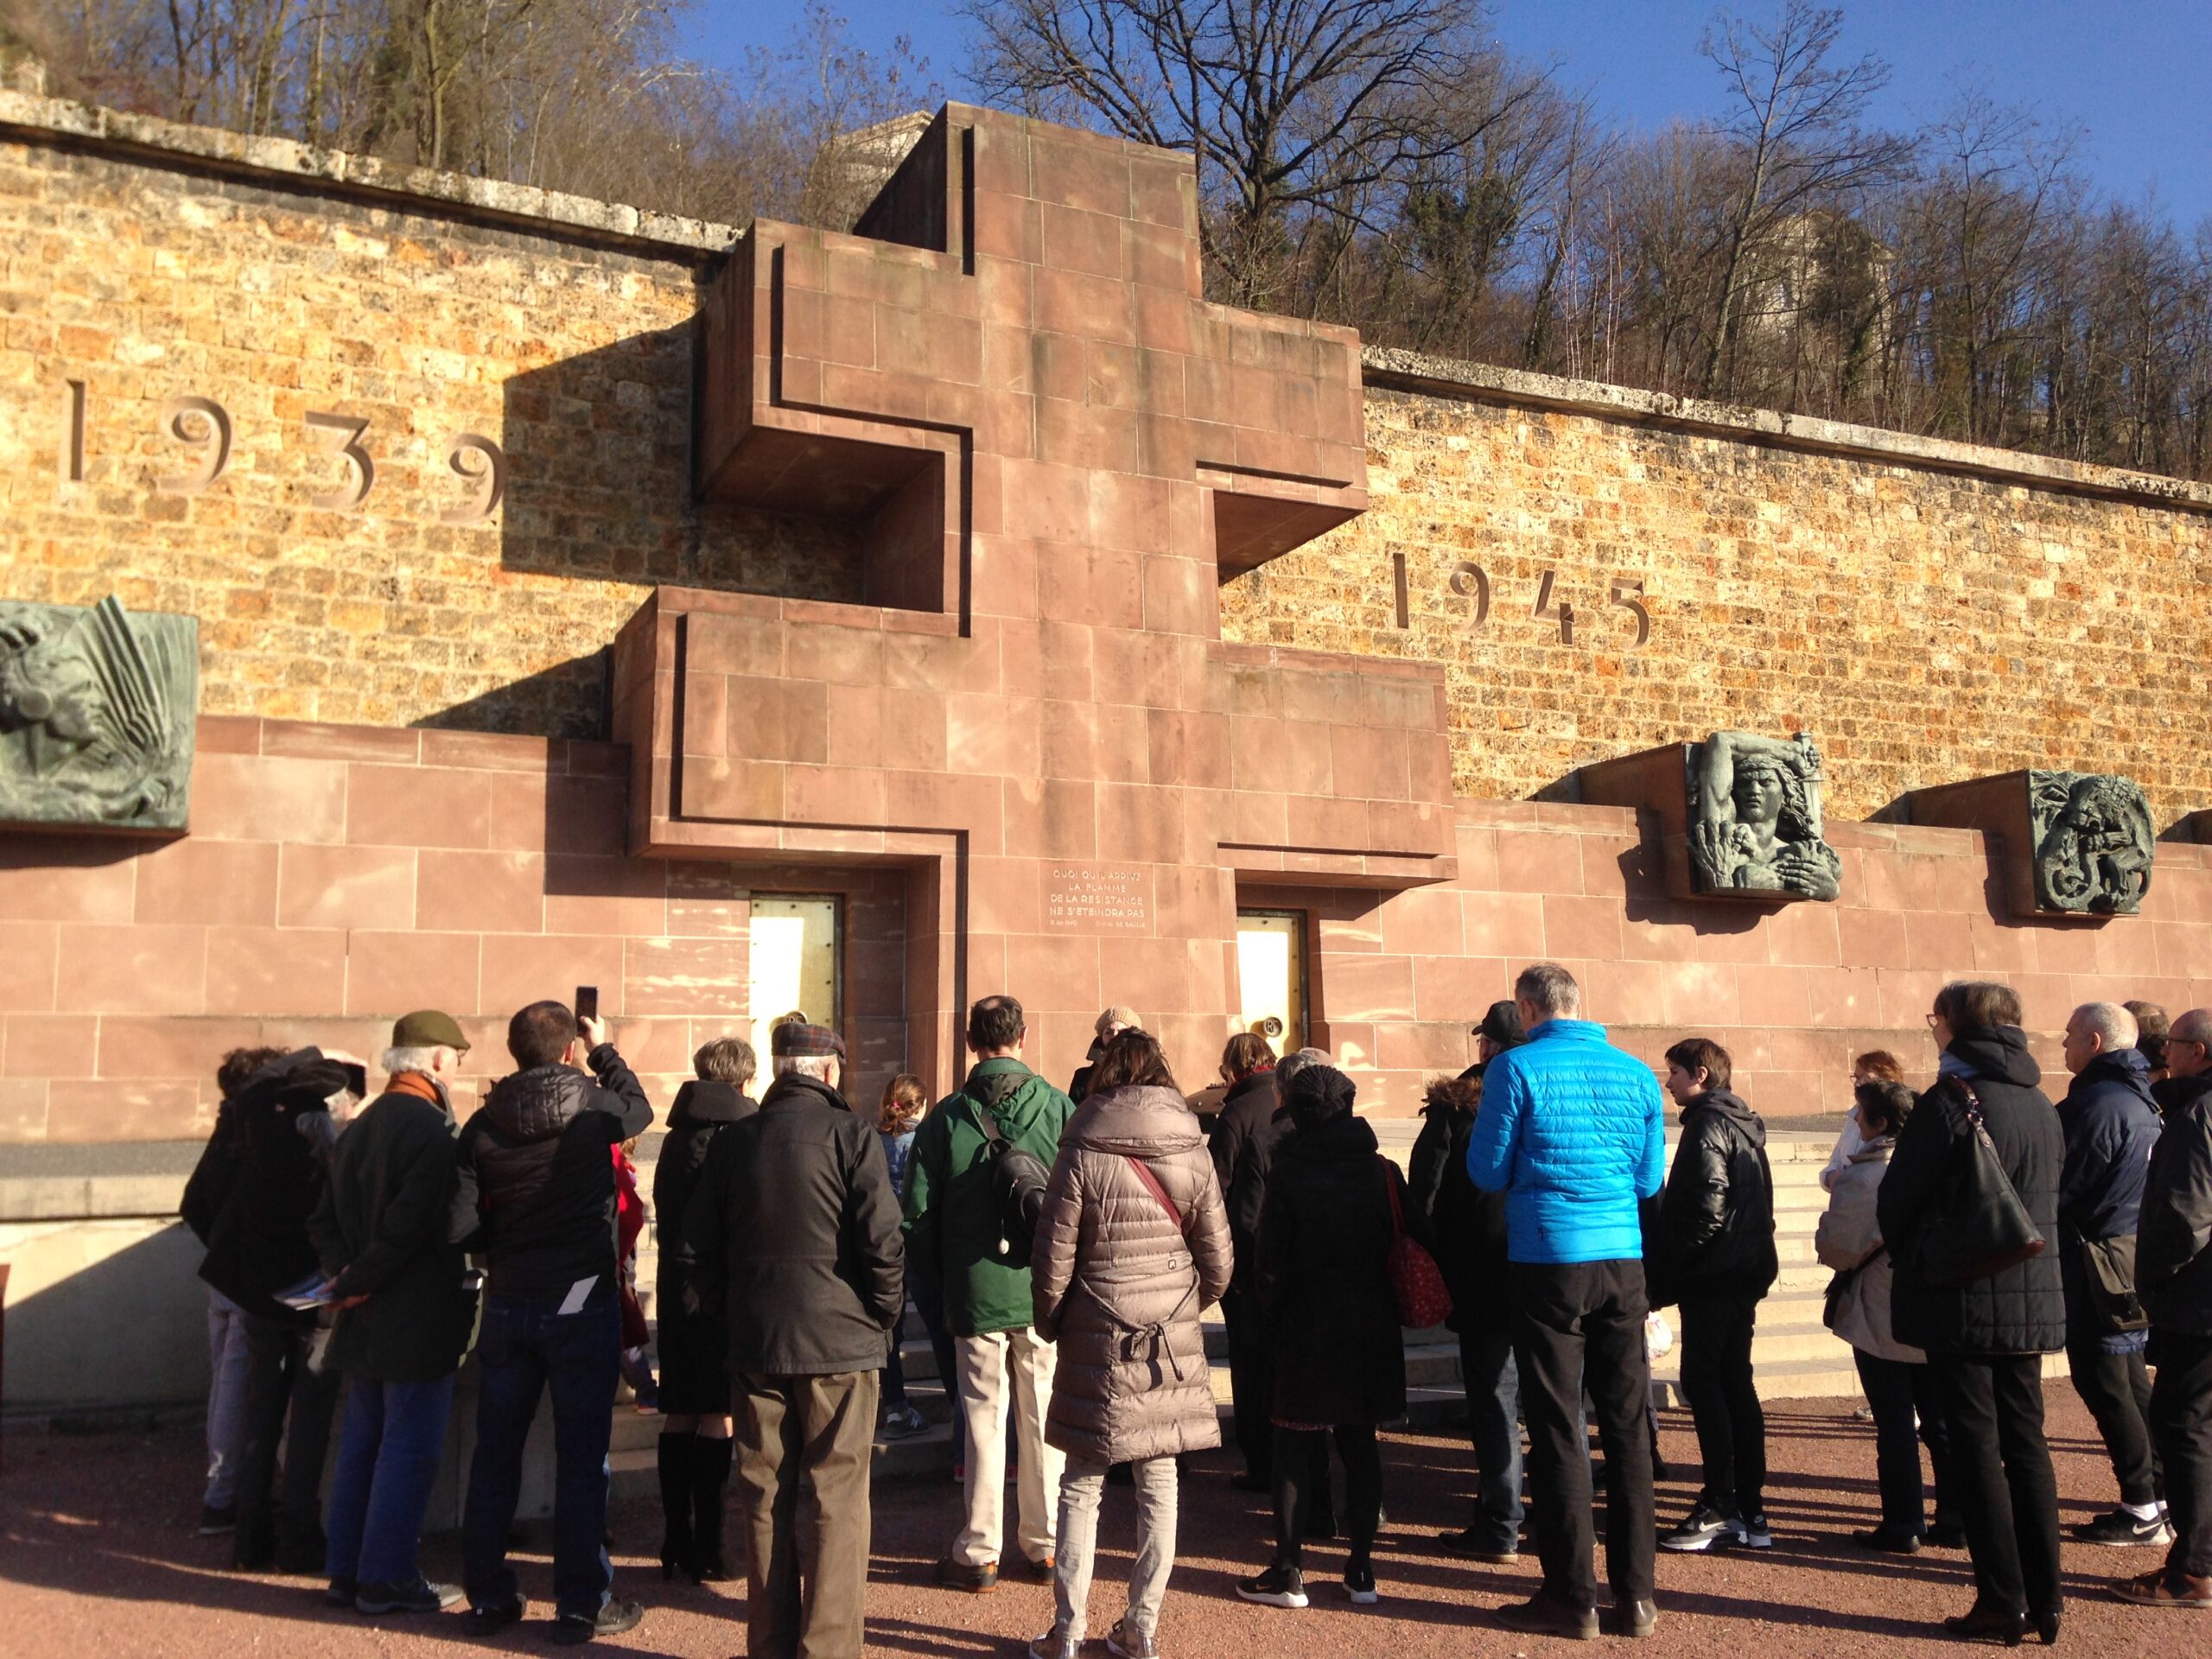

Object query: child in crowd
[880,1075,930,1437]
[614,1138,658,1412]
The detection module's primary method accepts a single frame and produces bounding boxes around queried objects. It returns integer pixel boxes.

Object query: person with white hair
[2117,1007,2212,1609]
[310,1010,477,1616]
[2057,1001,2170,1548]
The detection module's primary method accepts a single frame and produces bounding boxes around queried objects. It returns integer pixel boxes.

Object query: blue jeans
[326,1374,456,1586]
[463,1294,621,1618]
[1459,1325,1524,1549]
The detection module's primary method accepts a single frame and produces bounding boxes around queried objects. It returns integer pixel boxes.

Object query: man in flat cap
[685,1020,903,1659]
[310,1011,476,1617]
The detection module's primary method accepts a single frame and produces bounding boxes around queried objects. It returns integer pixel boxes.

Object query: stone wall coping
[1363,346,2212,516]
[0,89,741,259]
[13,86,2212,512]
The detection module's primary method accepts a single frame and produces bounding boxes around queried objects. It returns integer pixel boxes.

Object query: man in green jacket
[904,995,1075,1592]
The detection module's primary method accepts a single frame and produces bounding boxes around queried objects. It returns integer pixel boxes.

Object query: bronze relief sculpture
[2030,771,2153,915]
[0,596,198,832]
[1688,731,1842,902]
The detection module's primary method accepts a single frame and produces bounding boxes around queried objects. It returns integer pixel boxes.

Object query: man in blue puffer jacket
[1467,962,1667,1641]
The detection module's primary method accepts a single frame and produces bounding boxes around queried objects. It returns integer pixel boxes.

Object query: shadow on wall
[2,1219,208,1414]
[464,318,885,742]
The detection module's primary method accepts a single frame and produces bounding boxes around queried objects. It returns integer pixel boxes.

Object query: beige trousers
[952,1326,1064,1567]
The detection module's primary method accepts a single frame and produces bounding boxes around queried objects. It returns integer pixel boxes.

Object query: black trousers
[1933,1352,2062,1619]
[1512,1259,1656,1609]
[1678,1290,1766,1517]
[1271,1424,1379,1572]
[1853,1349,1955,1535]
[233,1313,343,1570]
[1222,1289,1272,1480]
[2066,1338,2161,1507]
[2149,1329,2212,1582]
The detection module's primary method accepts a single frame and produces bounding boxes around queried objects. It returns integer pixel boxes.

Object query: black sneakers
[323,1576,357,1609]
[196,1504,236,1537]
[1660,1504,1735,1553]
[1341,1564,1379,1605]
[465,1598,526,1638]
[1236,1564,1309,1609]
[355,1577,464,1615]
[1735,1511,1774,1549]
[2075,1507,2174,1548]
[550,1597,643,1645]
[1435,1525,1519,1563]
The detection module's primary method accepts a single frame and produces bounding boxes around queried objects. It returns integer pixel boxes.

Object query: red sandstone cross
[614,104,1455,1091]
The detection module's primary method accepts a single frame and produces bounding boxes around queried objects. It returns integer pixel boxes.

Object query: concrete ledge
[0,90,740,259]
[1363,346,2212,516]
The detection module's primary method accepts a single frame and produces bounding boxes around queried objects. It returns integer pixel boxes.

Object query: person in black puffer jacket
[1878,982,2066,1646]
[2115,1007,2212,1609]
[1413,1002,1526,1560]
[1236,1065,1416,1611]
[650,1037,759,1584]
[450,1000,653,1643]
[1651,1039,1777,1553]
[197,1046,356,1572]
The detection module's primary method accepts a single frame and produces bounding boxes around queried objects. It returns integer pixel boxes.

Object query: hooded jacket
[651,1078,756,1402]
[1815,1134,1923,1365]
[1878,1026,2065,1357]
[1030,1085,1233,1465]
[1256,1109,1409,1427]
[449,1044,652,1301]
[196,1049,350,1325]
[1650,1088,1779,1306]
[902,1057,1075,1335]
[2139,1070,2212,1335]
[1465,1019,1669,1265]
[684,1071,904,1376]
[310,1074,473,1382]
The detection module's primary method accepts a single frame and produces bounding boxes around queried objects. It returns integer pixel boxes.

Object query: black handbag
[1921,1080,2047,1287]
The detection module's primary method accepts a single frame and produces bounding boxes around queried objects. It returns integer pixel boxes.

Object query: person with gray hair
[1465,963,1666,1640]
[2057,1000,2170,1548]
[2116,1007,2212,1608]
[309,1010,476,1615]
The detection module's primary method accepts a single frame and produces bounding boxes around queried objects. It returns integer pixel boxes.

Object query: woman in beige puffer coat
[1027,1031,1232,1659]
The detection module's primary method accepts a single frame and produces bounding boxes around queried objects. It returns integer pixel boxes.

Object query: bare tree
[1694,0,1912,394]
[963,0,1556,309]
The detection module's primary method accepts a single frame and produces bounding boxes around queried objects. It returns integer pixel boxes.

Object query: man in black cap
[685,1020,903,1659]
[311,1011,476,1617]
[1415,1001,1525,1559]
[451,1001,652,1644]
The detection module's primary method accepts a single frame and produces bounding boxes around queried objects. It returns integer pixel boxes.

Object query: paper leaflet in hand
[276,1272,337,1311]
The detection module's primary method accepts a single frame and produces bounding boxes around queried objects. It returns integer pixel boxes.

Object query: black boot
[691,1434,734,1581]
[657,1431,696,1580]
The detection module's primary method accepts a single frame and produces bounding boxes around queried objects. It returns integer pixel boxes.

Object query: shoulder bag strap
[1379,1155,1406,1238]
[1124,1155,1186,1236]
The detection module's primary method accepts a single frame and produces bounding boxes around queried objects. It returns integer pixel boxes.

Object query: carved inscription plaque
[1044,862,1154,934]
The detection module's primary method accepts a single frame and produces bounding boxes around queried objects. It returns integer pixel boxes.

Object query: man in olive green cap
[307,1011,474,1615]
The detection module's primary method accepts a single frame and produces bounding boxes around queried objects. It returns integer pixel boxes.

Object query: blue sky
[682,0,2212,226]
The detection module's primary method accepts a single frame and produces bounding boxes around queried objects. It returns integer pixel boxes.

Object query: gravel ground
[0,1395,2192,1656]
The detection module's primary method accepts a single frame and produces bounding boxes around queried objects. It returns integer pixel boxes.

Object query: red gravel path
[0,1395,2190,1656]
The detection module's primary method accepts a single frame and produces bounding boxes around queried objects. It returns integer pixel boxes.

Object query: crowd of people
[175,966,2212,1652]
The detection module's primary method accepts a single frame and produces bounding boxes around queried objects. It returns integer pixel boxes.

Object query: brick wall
[1221,387,2212,822]
[6,122,2211,817]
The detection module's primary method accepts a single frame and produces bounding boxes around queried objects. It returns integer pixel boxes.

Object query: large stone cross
[615,104,1455,1090]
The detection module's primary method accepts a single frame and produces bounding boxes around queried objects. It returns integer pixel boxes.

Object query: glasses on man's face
[1924,1014,1942,1028]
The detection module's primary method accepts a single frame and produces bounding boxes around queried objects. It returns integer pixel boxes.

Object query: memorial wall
[3,89,2211,1163]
